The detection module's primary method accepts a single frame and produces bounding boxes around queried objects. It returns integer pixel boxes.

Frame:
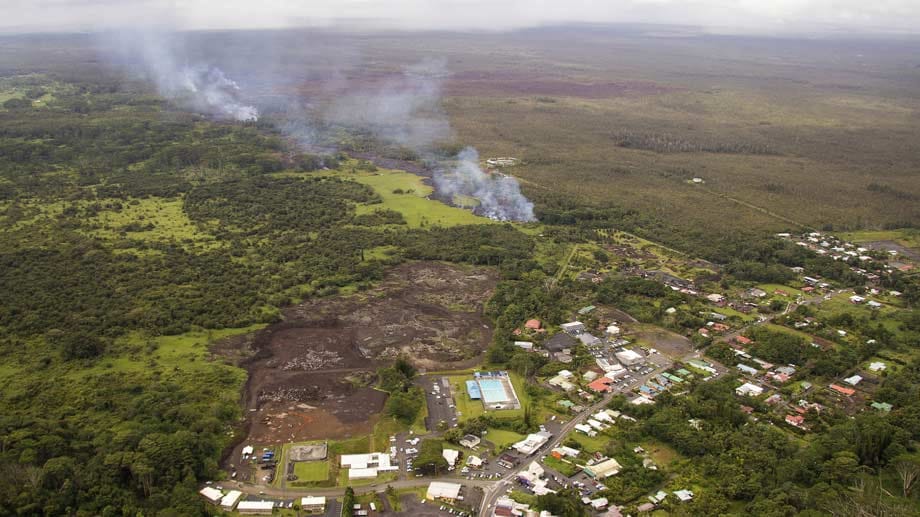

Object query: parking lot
[418,376,458,431]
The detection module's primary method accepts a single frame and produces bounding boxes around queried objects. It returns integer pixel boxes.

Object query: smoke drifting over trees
[106,29,535,221]
[108,31,258,121]
[435,148,536,222]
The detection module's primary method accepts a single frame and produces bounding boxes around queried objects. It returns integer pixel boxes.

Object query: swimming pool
[478,378,511,404]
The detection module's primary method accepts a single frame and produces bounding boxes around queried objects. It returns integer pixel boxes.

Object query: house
[687,359,717,374]
[301,496,326,513]
[237,501,276,514]
[578,305,596,315]
[498,454,517,469]
[199,487,223,505]
[554,352,573,363]
[785,414,806,428]
[706,293,725,303]
[583,370,600,381]
[544,333,577,353]
[525,319,542,330]
[829,384,856,397]
[460,434,481,448]
[749,288,768,298]
[615,349,644,366]
[551,446,580,458]
[673,490,694,502]
[631,394,654,405]
[584,457,622,478]
[220,490,243,510]
[588,377,615,393]
[868,362,887,372]
[867,300,882,309]
[548,375,575,391]
[514,341,534,351]
[735,335,752,346]
[736,383,764,397]
[589,497,609,510]
[844,375,863,386]
[560,321,586,335]
[575,424,597,437]
[605,324,621,336]
[649,491,668,503]
[737,364,758,376]
[871,402,893,412]
[442,449,459,467]
[637,502,656,512]
[426,481,462,502]
[849,295,865,304]
[467,455,483,467]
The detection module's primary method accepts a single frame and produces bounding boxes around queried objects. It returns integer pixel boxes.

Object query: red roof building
[524,319,542,330]
[588,377,615,393]
[785,414,805,428]
[735,335,752,346]
[829,384,855,396]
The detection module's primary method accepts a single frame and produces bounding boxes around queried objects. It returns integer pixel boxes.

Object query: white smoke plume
[325,58,451,150]
[434,147,536,222]
[104,30,258,121]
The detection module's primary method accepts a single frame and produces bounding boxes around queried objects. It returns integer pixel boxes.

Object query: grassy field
[293,461,330,482]
[483,428,526,452]
[324,164,489,228]
[568,431,610,454]
[838,229,920,250]
[543,455,580,476]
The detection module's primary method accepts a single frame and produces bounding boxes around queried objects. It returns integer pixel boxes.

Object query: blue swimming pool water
[478,379,510,404]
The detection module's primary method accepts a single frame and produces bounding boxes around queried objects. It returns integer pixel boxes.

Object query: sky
[2,0,920,36]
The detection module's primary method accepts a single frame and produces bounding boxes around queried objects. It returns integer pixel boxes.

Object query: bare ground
[214,261,497,465]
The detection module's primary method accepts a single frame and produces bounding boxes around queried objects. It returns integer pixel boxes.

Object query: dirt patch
[215,261,497,464]
[628,324,694,359]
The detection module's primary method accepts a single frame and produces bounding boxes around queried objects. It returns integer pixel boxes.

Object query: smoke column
[434,147,536,222]
[106,30,258,121]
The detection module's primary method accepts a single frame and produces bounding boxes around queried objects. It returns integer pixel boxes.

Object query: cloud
[2,0,920,35]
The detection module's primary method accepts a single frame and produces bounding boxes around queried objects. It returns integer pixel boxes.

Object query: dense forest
[0,74,533,516]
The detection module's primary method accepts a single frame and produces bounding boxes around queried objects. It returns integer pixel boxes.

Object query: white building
[514,341,535,351]
[460,434,481,448]
[606,325,621,336]
[615,349,643,366]
[513,431,552,455]
[736,383,764,397]
[301,496,326,512]
[442,449,460,467]
[574,423,597,437]
[467,455,483,467]
[237,501,276,514]
[199,487,222,505]
[220,490,242,510]
[674,490,694,502]
[844,375,863,386]
[340,452,397,479]
[869,362,887,372]
[560,322,586,334]
[707,293,725,303]
[426,481,462,501]
[737,364,758,376]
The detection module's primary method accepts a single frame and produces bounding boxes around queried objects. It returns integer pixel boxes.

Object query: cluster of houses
[781,231,914,278]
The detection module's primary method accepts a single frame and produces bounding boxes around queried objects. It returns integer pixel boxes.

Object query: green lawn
[484,428,525,453]
[543,455,580,476]
[323,164,489,228]
[568,431,610,454]
[293,460,330,482]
